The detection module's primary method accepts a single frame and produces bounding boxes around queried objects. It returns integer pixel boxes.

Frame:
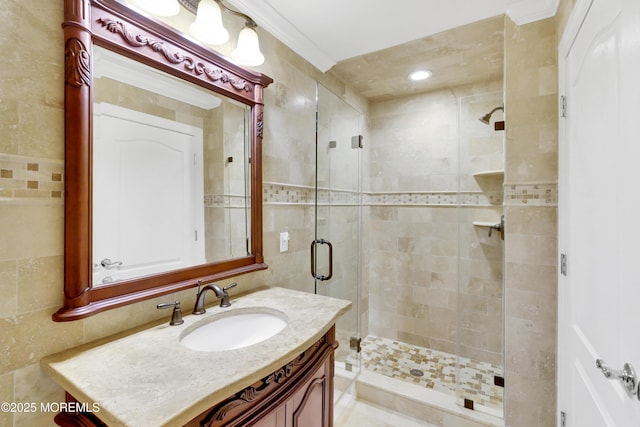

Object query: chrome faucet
[193,280,237,314]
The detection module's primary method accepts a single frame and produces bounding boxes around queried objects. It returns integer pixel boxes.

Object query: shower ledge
[472,170,504,180]
[472,221,501,228]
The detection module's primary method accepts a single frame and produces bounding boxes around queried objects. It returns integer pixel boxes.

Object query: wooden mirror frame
[54,0,272,321]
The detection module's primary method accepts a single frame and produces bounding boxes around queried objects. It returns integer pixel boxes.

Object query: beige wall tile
[13,363,65,427]
[0,206,63,261]
[504,13,559,426]
[0,308,83,375]
[0,372,13,427]
[0,261,17,318]
[17,256,63,314]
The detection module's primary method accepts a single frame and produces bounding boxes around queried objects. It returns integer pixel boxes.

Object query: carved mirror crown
[56,0,272,321]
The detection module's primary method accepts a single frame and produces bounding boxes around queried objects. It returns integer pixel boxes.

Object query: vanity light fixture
[409,69,432,81]
[179,0,265,67]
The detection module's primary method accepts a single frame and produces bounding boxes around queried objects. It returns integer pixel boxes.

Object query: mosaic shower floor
[347,335,504,411]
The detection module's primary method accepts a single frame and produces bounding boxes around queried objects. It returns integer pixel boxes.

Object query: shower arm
[487,106,504,116]
[479,105,504,124]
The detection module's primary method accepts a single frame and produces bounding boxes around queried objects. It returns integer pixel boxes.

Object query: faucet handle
[218,282,237,308]
[157,301,184,326]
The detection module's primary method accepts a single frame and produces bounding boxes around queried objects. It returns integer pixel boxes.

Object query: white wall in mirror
[93,103,205,285]
[91,45,253,286]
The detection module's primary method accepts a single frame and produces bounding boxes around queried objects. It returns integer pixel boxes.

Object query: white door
[559,0,640,425]
[93,103,205,285]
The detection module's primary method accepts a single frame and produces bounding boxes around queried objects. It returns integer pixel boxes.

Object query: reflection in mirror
[92,45,251,286]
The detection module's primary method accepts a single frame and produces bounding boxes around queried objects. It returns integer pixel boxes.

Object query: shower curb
[354,370,503,427]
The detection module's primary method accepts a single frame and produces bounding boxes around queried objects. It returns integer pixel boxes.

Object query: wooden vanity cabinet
[189,326,336,427]
[251,360,331,427]
[54,327,337,427]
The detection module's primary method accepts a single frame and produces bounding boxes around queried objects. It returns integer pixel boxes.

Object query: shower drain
[409,369,424,377]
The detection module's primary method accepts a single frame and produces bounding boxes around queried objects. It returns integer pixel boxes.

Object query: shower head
[479,105,504,125]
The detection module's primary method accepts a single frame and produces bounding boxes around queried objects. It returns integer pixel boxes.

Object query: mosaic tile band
[0,154,64,203]
[265,182,560,207]
[504,183,557,206]
[204,194,249,208]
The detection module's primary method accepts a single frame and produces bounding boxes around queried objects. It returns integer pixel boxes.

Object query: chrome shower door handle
[596,359,638,399]
[310,239,333,281]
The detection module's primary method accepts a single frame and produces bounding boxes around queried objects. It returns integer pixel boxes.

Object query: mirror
[92,46,252,285]
[55,0,272,320]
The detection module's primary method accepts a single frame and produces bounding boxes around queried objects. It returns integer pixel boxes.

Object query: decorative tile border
[504,183,557,206]
[266,182,558,207]
[364,191,503,206]
[263,182,315,205]
[0,154,64,204]
[264,182,503,207]
[204,194,249,208]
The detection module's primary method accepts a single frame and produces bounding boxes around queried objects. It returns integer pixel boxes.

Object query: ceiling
[330,16,505,101]
[225,0,560,100]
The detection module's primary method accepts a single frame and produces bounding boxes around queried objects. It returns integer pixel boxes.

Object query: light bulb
[232,26,264,67]
[409,70,432,81]
[190,0,229,45]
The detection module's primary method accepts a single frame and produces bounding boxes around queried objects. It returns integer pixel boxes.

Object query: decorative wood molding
[190,331,333,427]
[96,17,252,92]
[256,112,264,138]
[205,335,325,424]
[64,38,91,88]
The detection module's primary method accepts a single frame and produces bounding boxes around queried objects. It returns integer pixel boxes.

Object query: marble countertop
[41,287,352,427]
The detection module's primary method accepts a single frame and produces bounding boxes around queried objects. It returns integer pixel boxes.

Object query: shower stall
[314,83,505,424]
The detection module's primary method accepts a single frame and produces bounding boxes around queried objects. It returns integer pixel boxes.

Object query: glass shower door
[313,83,362,398]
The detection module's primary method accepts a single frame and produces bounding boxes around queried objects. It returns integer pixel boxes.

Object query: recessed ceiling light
[409,70,432,81]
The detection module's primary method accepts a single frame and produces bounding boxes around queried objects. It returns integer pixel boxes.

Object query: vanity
[42,287,351,426]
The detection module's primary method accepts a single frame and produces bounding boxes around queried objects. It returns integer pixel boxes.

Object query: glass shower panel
[456,92,505,416]
[314,83,362,396]
[222,100,252,259]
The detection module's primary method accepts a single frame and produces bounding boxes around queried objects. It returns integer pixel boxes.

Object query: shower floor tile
[350,335,504,411]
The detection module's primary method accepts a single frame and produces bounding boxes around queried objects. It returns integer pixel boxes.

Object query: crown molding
[225,0,560,71]
[507,0,560,25]
[224,0,337,72]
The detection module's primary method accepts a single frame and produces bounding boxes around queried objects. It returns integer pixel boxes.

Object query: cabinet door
[289,360,332,427]
[252,405,285,427]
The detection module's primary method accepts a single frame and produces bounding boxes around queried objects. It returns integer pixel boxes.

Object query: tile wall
[503,14,559,427]
[365,82,505,368]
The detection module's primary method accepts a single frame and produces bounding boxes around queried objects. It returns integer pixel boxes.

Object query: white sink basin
[179,309,288,352]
